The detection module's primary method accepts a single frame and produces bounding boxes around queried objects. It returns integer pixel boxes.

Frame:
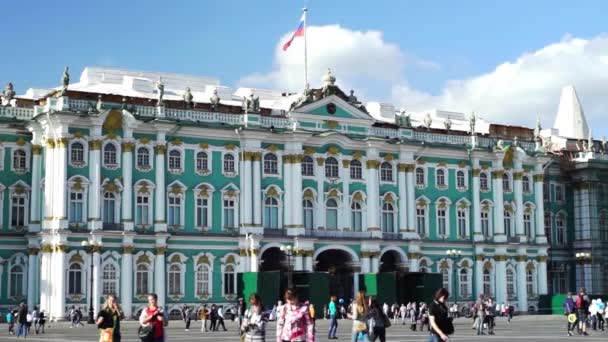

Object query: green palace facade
[2,66,599,320]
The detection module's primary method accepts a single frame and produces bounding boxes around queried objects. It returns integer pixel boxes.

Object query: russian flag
[282,12,306,51]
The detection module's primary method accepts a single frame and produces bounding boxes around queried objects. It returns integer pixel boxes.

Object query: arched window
[351,201,362,231]
[9,265,24,297]
[135,264,149,295]
[416,207,426,236]
[483,269,491,296]
[10,193,27,229]
[506,268,515,299]
[479,173,489,191]
[502,173,511,192]
[70,142,84,164]
[481,208,491,239]
[457,208,467,238]
[456,170,466,189]
[103,143,117,167]
[303,199,314,229]
[441,268,449,290]
[167,194,182,227]
[504,211,513,238]
[415,168,425,186]
[102,192,116,224]
[223,154,235,173]
[137,147,150,169]
[168,150,181,171]
[556,214,566,245]
[301,156,314,176]
[380,162,393,182]
[326,198,338,229]
[459,268,469,298]
[68,263,83,295]
[350,160,362,180]
[223,264,236,296]
[102,263,117,295]
[263,153,278,174]
[436,169,446,188]
[12,149,27,171]
[196,264,210,296]
[381,202,395,233]
[524,213,532,239]
[264,197,279,229]
[437,207,447,237]
[136,193,151,226]
[196,151,208,172]
[168,264,181,295]
[325,157,339,178]
[522,175,531,193]
[526,269,534,296]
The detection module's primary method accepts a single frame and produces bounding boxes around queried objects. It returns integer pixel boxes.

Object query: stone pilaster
[492,154,506,242]
[534,162,547,244]
[88,134,103,230]
[472,158,483,241]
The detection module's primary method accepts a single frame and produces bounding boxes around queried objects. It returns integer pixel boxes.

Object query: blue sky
[3,1,608,133]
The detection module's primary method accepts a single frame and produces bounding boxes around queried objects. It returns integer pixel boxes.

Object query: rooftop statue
[210,88,220,110]
[602,136,607,153]
[321,68,338,98]
[183,87,194,108]
[156,79,164,106]
[534,117,542,142]
[444,117,452,131]
[243,92,260,113]
[495,139,505,152]
[61,66,70,95]
[587,131,594,152]
[423,113,432,130]
[2,82,15,106]
[395,109,411,128]
[347,89,360,105]
[96,94,103,111]
[291,83,312,110]
[469,112,476,135]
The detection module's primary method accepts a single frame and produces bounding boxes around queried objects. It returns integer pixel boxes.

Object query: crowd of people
[563,287,607,337]
[5,303,46,337]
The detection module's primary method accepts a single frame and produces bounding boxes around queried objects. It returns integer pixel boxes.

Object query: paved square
[1,315,606,342]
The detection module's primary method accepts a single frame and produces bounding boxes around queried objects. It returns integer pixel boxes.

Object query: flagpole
[303,7,308,88]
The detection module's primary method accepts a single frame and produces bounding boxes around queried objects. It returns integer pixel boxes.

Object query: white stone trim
[65,250,87,298]
[193,183,215,232]
[415,166,427,189]
[8,180,30,232]
[435,196,452,239]
[220,183,240,230]
[193,148,212,176]
[7,253,27,299]
[133,251,155,297]
[67,176,90,228]
[166,252,187,299]
[166,180,188,230]
[167,145,185,174]
[415,195,430,237]
[455,198,471,239]
[0,144,4,171]
[102,140,121,170]
[455,168,469,192]
[220,253,239,299]
[135,143,154,172]
[10,146,30,174]
[381,191,398,233]
[262,185,283,229]
[262,151,283,178]
[379,160,397,185]
[221,151,239,177]
[68,138,88,168]
[192,252,215,299]
[133,179,155,229]
[434,166,449,190]
[312,244,360,262]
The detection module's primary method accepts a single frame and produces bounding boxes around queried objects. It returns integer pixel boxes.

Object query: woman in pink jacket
[276,288,315,342]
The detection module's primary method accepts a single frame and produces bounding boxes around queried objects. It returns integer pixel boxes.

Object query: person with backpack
[576,288,590,336]
[139,293,165,342]
[367,298,389,342]
[564,292,577,336]
[429,288,454,342]
[241,293,269,342]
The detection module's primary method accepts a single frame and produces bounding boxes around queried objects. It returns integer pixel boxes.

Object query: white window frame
[263,195,282,229]
[504,209,514,238]
[102,141,120,170]
[69,139,88,168]
[381,201,397,233]
[506,267,516,300]
[193,253,215,298]
[133,180,155,229]
[435,198,451,238]
[456,205,469,239]
[222,264,237,298]
[263,152,280,176]
[11,147,29,174]
[135,263,152,296]
[522,175,532,194]
[101,261,120,296]
[67,262,85,296]
[221,185,240,230]
[325,157,340,179]
[350,159,363,181]
[416,198,430,237]
[555,184,564,202]
[8,182,30,232]
[194,150,211,176]
[167,147,184,174]
[135,145,153,172]
[380,161,395,183]
[479,172,490,192]
[502,172,512,193]
[167,193,184,230]
[222,152,238,177]
[325,197,339,230]
[415,167,426,188]
[166,254,186,298]
[193,184,215,232]
[7,255,27,299]
[351,200,364,232]
[435,167,448,189]
[303,198,315,229]
[480,201,493,239]
[456,169,468,191]
[459,268,470,298]
[301,156,315,177]
[556,212,566,245]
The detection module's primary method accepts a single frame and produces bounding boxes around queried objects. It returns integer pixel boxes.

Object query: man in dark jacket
[16,303,28,338]
[577,288,590,336]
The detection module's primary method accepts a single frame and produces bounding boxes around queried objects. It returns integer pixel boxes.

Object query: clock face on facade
[326,103,337,114]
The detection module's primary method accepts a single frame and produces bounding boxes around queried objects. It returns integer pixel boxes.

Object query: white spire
[553,85,589,139]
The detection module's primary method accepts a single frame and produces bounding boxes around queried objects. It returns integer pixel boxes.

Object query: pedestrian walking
[209,304,218,331]
[37,311,46,334]
[139,293,165,342]
[597,298,605,331]
[564,292,577,336]
[237,298,246,328]
[31,307,39,335]
[429,288,454,342]
[486,298,496,335]
[276,288,315,342]
[328,296,339,339]
[576,288,590,336]
[199,304,208,332]
[6,310,15,335]
[184,307,192,331]
[70,305,78,328]
[408,303,417,331]
[348,290,370,342]
[16,303,28,338]
[96,294,124,342]
[419,303,430,332]
[367,298,389,342]
[475,295,486,335]
[241,293,268,342]
[26,311,33,334]
[399,304,407,325]
[217,305,227,331]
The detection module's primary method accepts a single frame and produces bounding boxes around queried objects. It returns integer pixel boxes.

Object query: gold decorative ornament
[384,154,394,162]
[352,151,363,160]
[139,137,151,144]
[342,159,350,168]
[122,141,135,152]
[475,254,485,261]
[16,137,27,146]
[137,254,150,264]
[57,137,70,148]
[103,181,119,193]
[461,260,470,268]
[122,246,135,254]
[407,252,421,259]
[155,144,166,155]
[106,131,118,140]
[303,147,315,156]
[225,144,236,150]
[225,255,236,264]
[73,131,84,138]
[366,160,380,169]
[526,262,535,271]
[327,146,340,155]
[267,186,279,197]
[533,174,544,182]
[327,188,339,198]
[197,255,210,265]
[103,109,123,131]
[416,159,426,165]
[69,253,84,263]
[303,189,315,199]
[89,140,102,150]
[458,161,467,168]
[226,189,237,197]
[437,161,447,167]
[439,260,449,269]
[198,185,209,197]
[72,178,83,191]
[516,255,527,262]
[473,169,481,177]
[537,255,548,262]
[27,247,40,256]
[171,138,182,146]
[138,183,150,194]
[170,185,183,195]
[31,145,42,155]
[199,142,209,149]
[316,157,325,166]
[54,244,70,253]
[41,244,53,253]
[266,144,279,152]
[170,254,181,263]
[324,120,339,129]
[483,261,493,271]
[494,255,508,262]
[13,185,26,195]
[154,247,167,255]
[492,170,504,179]
[384,193,394,203]
[416,198,427,207]
[513,172,524,181]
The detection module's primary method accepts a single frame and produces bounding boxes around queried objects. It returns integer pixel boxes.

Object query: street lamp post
[81,238,103,324]
[446,249,463,313]
[575,252,591,290]
[280,244,294,289]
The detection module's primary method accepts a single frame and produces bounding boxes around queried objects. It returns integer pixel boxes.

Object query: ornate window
[381,202,395,233]
[301,156,314,176]
[168,149,182,172]
[223,265,236,297]
[480,173,489,191]
[168,264,182,296]
[263,153,278,175]
[68,263,83,295]
[69,190,85,225]
[70,142,85,166]
[223,154,235,174]
[456,170,466,189]
[303,199,314,229]
[135,264,149,296]
[457,208,467,239]
[196,197,210,229]
[543,183,549,201]
[419,259,430,273]
[504,210,513,238]
[12,149,27,172]
[506,268,515,299]
[522,175,531,193]
[502,173,511,192]
[9,265,24,298]
[326,198,338,229]
[436,169,446,188]
[10,192,27,229]
[325,157,339,178]
[555,185,564,202]
[441,268,449,290]
[136,147,151,170]
[103,143,118,168]
[136,194,151,227]
[524,213,532,239]
[544,212,552,244]
[264,197,280,229]
[526,269,534,296]
[167,194,182,228]
[196,151,208,174]
[483,269,491,296]
[196,264,211,297]
[102,192,117,224]
[481,210,490,239]
[102,263,118,295]
[415,167,425,187]
[437,208,447,237]
[416,201,428,237]
[556,213,566,245]
[350,159,362,180]
[459,268,469,298]
[351,201,363,231]
[223,198,236,229]
[380,162,393,182]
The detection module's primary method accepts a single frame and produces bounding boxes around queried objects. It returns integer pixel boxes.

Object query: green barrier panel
[308,272,330,318]
[238,271,281,309]
[377,272,397,305]
[359,273,378,296]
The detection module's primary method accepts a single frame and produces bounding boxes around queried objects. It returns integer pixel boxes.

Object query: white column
[361,255,371,274]
[250,251,259,272]
[475,256,484,297]
[295,253,304,271]
[406,165,416,234]
[340,160,350,230]
[88,138,102,230]
[292,155,303,228]
[39,245,51,314]
[398,165,407,232]
[537,255,548,295]
[154,247,166,308]
[353,271,360,295]
[516,250,528,312]
[92,249,101,317]
[29,146,42,232]
[534,163,547,244]
[120,242,133,318]
[495,252,507,305]
[409,256,420,272]
[241,153,252,227]
[27,248,38,309]
[43,142,55,229]
[121,140,134,231]
[315,157,325,228]
[154,140,166,232]
[54,138,69,229]
[252,153,262,227]
[472,159,483,241]
[366,149,380,234]
[371,254,380,273]
[514,166,525,242]
[283,155,293,229]
[304,252,313,272]
[51,245,67,321]
[492,166,506,243]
